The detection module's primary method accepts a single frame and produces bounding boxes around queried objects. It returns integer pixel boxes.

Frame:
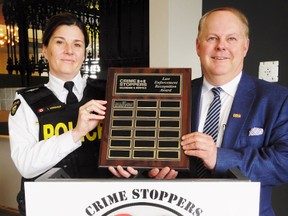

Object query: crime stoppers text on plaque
[99,68,191,171]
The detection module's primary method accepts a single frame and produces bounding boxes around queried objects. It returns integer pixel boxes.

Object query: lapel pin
[232,113,241,118]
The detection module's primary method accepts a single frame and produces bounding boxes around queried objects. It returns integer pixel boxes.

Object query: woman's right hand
[72,99,107,142]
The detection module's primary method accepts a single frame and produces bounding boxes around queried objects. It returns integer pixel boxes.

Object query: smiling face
[196,10,250,86]
[42,25,86,81]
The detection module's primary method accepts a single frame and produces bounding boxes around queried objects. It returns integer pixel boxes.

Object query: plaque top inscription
[115,74,181,95]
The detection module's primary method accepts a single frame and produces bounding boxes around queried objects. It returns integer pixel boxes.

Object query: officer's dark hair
[42,12,89,48]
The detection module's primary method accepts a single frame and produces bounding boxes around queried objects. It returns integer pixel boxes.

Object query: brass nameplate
[99,68,191,171]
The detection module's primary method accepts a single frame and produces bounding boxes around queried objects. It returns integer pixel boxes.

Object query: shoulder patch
[10,99,21,116]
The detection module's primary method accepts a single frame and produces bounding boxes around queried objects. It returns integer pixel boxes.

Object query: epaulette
[20,85,62,115]
[16,84,45,94]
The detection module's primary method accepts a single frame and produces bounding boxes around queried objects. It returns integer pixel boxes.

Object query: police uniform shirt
[9,73,86,179]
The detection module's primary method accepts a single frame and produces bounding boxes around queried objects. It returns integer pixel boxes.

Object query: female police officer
[9,13,109,215]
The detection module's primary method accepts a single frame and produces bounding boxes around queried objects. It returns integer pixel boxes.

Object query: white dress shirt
[198,72,242,147]
[9,73,87,178]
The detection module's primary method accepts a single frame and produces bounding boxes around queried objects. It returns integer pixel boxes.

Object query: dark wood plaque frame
[99,68,191,171]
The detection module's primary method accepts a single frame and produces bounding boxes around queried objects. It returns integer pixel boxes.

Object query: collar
[203,72,242,97]
[46,73,87,102]
[47,73,86,95]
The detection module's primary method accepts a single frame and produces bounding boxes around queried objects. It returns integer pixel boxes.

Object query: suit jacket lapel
[191,78,203,132]
[221,73,256,148]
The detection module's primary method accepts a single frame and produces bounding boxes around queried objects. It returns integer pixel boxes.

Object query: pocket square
[249,127,264,136]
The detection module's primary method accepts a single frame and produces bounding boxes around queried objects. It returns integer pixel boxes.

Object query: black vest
[16,79,110,215]
[20,78,108,178]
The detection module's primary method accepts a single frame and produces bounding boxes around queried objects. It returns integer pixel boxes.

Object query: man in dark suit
[110,7,288,216]
[179,7,288,216]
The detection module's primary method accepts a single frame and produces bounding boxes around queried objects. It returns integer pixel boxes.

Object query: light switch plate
[258,61,279,82]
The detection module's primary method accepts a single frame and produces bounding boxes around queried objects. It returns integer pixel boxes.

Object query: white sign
[25,178,260,216]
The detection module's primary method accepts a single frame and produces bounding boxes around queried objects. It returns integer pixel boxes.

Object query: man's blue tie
[197,87,222,178]
[64,81,78,104]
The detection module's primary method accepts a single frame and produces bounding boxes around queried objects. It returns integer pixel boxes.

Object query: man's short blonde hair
[197,7,249,40]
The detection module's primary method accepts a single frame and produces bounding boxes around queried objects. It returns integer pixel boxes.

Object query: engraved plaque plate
[99,68,191,171]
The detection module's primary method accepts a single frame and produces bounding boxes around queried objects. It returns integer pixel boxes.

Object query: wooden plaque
[99,68,191,171]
